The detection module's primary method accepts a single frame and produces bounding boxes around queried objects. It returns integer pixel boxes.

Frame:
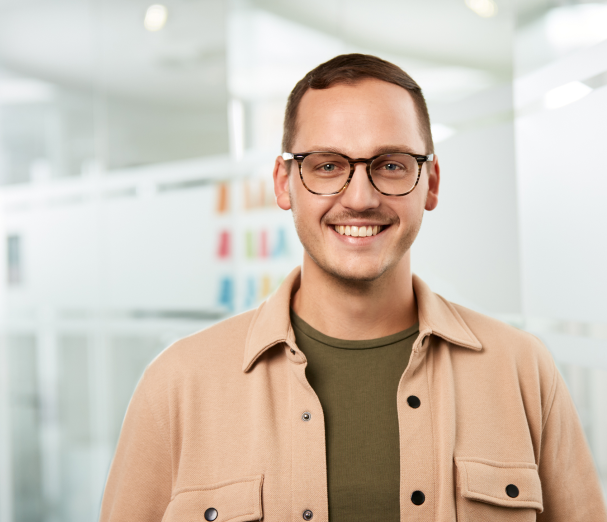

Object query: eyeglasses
[282,151,434,196]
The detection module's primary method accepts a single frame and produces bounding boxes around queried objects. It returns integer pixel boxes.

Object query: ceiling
[0,0,227,108]
[255,0,514,75]
[0,0,519,107]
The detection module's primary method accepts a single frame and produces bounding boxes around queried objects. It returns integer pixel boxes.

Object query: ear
[273,156,292,211]
[424,155,440,211]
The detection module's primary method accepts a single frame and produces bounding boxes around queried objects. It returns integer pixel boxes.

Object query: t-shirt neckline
[290,309,419,350]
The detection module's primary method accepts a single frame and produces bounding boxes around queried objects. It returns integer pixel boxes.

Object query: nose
[339,163,380,211]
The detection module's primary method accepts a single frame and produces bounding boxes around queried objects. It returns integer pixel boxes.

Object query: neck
[291,253,418,340]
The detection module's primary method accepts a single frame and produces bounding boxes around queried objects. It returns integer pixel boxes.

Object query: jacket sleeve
[537,366,607,521]
[99,373,173,521]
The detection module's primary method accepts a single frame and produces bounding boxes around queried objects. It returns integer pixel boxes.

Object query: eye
[320,163,337,172]
[377,162,406,171]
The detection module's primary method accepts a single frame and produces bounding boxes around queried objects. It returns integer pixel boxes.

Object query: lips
[333,225,384,237]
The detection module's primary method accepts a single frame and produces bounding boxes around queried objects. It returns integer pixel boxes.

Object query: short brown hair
[282,53,433,154]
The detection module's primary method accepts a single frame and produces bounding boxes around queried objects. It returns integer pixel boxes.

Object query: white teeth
[334,225,383,237]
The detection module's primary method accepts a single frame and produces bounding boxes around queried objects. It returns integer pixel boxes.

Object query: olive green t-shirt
[290,311,419,522]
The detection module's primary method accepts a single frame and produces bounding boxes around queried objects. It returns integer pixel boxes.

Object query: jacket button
[506,484,519,498]
[302,412,311,421]
[411,490,425,505]
[303,509,313,520]
[290,348,296,354]
[407,395,421,408]
[204,507,218,521]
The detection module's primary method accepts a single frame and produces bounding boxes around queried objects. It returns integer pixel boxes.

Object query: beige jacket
[100,267,607,522]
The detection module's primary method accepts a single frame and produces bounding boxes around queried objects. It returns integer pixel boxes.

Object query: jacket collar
[242,266,482,372]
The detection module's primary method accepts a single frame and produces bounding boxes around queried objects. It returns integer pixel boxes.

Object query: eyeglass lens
[301,153,419,195]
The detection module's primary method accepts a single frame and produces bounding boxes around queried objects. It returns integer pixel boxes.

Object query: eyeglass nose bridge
[349,157,375,173]
[344,158,387,195]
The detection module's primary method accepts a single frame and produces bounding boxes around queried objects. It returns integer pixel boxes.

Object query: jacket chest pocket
[454,458,543,522]
[162,475,263,522]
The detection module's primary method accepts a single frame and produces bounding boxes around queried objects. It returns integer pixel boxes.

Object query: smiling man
[100,55,606,522]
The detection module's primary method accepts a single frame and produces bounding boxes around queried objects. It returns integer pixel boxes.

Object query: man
[100,54,606,521]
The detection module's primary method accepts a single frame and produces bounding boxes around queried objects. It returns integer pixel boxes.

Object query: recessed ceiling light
[144,4,168,32]
[465,0,498,18]
[544,81,592,110]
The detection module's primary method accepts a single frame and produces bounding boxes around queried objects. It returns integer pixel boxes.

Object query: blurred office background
[0,0,606,519]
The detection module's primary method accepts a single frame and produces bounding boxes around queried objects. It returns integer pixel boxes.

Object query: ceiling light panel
[465,0,498,18]
[144,4,168,32]
[544,81,593,110]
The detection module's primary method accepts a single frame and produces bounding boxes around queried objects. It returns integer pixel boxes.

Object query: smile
[333,225,384,237]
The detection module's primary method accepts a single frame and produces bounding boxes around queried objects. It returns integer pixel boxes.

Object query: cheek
[405,179,428,216]
[290,181,333,226]
[392,197,425,230]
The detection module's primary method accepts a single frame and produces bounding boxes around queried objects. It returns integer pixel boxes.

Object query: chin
[320,259,390,284]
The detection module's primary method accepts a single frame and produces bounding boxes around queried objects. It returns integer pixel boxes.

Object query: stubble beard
[292,203,425,289]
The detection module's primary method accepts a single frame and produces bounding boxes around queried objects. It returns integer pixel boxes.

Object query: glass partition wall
[0,0,605,520]
[513,0,607,497]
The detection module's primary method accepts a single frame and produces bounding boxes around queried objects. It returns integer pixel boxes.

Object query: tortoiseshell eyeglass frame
[282,151,434,196]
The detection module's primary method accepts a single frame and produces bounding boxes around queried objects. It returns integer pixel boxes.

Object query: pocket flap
[455,458,543,513]
[164,475,263,522]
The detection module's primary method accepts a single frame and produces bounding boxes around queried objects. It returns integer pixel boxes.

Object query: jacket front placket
[285,326,330,522]
[397,330,436,521]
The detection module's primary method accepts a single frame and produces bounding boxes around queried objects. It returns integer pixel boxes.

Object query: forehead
[294,78,423,154]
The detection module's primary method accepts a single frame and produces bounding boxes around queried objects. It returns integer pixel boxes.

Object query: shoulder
[453,302,549,356]
[141,309,258,389]
[443,300,559,422]
[450,301,557,391]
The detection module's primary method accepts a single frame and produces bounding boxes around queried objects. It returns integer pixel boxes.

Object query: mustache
[322,209,398,225]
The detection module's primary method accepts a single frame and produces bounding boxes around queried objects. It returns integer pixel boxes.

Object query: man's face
[274,78,439,283]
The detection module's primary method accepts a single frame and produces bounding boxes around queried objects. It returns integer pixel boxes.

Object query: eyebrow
[303,145,421,156]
